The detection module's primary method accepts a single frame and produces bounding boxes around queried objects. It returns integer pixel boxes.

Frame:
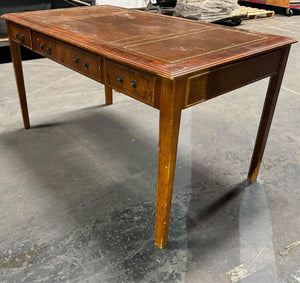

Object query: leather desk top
[2,5,296,78]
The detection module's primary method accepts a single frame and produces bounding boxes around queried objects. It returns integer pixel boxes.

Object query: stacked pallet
[239,6,275,19]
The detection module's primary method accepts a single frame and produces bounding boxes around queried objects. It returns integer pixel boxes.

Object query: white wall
[95,0,148,8]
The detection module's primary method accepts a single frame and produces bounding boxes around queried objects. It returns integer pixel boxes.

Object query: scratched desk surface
[2,5,296,77]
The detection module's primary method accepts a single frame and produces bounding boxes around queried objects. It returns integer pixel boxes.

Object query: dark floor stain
[0,200,187,282]
[0,244,43,269]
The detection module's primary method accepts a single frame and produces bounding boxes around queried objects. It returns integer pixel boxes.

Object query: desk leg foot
[248,46,291,182]
[155,78,185,249]
[105,85,113,105]
[9,40,30,129]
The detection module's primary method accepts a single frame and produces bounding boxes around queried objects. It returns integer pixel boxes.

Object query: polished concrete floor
[0,12,299,283]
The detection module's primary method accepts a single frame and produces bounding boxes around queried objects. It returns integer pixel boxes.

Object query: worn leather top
[2,5,296,78]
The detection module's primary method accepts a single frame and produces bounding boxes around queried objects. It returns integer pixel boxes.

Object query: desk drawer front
[9,24,31,48]
[105,60,156,106]
[32,32,56,58]
[32,32,100,81]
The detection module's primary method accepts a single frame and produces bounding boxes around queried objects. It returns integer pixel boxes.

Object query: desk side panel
[185,49,283,108]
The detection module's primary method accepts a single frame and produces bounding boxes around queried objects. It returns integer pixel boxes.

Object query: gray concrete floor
[0,13,299,283]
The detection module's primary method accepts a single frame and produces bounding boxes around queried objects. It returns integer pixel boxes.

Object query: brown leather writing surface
[2,5,295,77]
[125,28,267,63]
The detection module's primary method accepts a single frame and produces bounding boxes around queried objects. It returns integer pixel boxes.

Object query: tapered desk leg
[105,85,113,105]
[9,40,30,129]
[155,78,185,248]
[248,46,291,183]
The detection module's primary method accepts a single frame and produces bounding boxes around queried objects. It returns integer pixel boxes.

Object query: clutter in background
[174,0,241,22]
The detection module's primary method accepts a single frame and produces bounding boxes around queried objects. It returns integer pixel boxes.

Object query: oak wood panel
[105,59,156,107]
[32,31,101,82]
[185,49,282,108]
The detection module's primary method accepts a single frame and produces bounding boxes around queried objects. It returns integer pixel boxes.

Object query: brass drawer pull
[131,80,137,89]
[74,57,79,63]
[117,75,124,83]
[46,46,52,55]
[15,32,24,42]
[83,61,89,68]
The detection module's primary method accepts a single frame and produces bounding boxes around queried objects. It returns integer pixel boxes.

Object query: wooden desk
[2,5,296,248]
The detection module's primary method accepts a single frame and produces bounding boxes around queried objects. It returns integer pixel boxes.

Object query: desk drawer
[105,60,156,106]
[32,32,101,81]
[9,23,31,48]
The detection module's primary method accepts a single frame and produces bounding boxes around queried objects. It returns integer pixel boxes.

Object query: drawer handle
[117,75,124,83]
[74,57,79,64]
[15,32,24,42]
[40,43,44,50]
[83,61,89,68]
[46,46,52,55]
[131,80,137,89]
